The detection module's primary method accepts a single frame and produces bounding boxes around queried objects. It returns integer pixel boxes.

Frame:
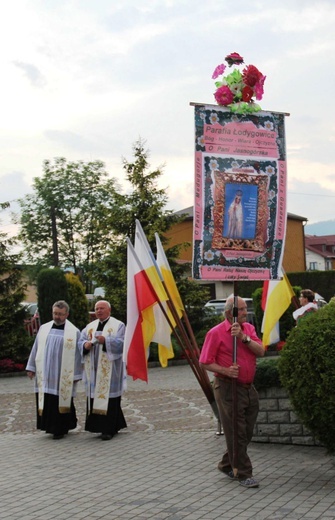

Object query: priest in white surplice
[26,300,82,440]
[80,300,127,440]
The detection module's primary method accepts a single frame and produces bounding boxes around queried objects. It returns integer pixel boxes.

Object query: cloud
[43,130,96,152]
[0,171,33,238]
[12,61,46,87]
[1,0,335,233]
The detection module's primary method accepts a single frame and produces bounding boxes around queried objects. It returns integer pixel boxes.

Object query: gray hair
[95,300,111,309]
[53,300,69,313]
[224,294,234,313]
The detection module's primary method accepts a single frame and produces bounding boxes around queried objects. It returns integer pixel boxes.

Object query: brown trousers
[213,376,259,480]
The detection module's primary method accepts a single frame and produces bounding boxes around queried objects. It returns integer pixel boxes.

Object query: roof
[305,244,334,259]
[305,235,335,245]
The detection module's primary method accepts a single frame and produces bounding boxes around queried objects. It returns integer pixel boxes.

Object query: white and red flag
[123,239,159,382]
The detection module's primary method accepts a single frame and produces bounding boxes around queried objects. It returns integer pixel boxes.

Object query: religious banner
[192,103,288,281]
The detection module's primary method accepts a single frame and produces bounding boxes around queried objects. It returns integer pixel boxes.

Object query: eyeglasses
[52,311,68,317]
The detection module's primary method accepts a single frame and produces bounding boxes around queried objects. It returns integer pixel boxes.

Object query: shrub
[278,301,335,453]
[254,357,281,390]
[65,272,89,330]
[37,268,68,324]
[0,358,26,373]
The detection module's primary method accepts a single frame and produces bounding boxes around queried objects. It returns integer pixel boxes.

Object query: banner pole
[232,281,239,477]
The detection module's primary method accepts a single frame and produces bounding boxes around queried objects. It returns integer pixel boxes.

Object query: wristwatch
[242,335,251,344]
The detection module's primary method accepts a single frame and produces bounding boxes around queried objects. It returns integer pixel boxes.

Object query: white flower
[197,135,205,146]
[263,120,274,131]
[210,112,219,124]
[209,159,219,171]
[265,165,275,175]
[204,250,214,261]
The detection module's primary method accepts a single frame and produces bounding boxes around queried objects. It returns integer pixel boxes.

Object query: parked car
[204,298,256,326]
[314,293,327,309]
[21,302,38,317]
[22,302,40,336]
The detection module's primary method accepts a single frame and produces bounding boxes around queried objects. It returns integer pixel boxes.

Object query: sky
[1,0,335,239]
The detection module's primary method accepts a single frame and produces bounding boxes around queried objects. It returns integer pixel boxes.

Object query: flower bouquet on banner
[212,52,266,114]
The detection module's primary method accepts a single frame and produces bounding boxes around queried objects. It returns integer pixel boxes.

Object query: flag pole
[232,281,239,477]
[128,236,217,413]
[164,293,219,417]
[135,223,217,415]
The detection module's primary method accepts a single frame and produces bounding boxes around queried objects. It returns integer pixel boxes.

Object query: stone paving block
[1,366,335,520]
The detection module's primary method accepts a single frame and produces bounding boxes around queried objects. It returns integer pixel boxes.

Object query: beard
[53,318,66,326]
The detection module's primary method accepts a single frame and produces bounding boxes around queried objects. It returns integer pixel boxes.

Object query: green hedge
[254,356,281,390]
[278,301,335,454]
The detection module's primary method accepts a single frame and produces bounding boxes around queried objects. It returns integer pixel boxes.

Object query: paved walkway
[1,365,334,519]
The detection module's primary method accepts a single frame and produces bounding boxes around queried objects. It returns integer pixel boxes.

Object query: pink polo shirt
[199,320,263,384]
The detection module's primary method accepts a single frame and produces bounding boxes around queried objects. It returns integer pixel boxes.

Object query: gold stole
[84,317,119,415]
[35,321,78,415]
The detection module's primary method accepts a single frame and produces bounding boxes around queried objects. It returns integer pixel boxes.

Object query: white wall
[305,249,325,271]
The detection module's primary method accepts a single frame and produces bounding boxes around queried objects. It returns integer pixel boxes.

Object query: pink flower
[212,63,226,79]
[225,52,244,67]
[254,75,266,100]
[242,64,263,87]
[242,85,254,102]
[214,85,234,106]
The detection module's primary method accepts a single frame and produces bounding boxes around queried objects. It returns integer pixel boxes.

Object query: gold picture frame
[212,171,269,252]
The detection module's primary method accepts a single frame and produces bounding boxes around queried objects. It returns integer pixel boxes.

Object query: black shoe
[53,434,64,440]
[101,434,113,441]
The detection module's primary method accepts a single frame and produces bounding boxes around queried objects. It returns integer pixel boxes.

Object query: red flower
[214,85,234,106]
[243,64,263,87]
[212,63,226,79]
[254,75,266,100]
[225,52,244,67]
[242,85,254,102]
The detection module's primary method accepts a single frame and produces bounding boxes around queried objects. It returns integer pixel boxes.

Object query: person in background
[80,300,127,440]
[199,296,264,488]
[293,289,318,325]
[26,300,82,440]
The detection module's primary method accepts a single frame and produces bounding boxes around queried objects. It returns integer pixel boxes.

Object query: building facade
[305,235,335,271]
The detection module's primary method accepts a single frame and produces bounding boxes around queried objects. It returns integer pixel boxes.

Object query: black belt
[216,375,252,389]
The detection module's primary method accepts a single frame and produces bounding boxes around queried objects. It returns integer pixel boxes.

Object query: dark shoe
[226,470,238,480]
[101,434,113,441]
[239,477,259,488]
[53,434,64,440]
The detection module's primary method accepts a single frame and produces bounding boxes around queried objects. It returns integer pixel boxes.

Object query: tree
[18,158,120,292]
[96,139,184,322]
[37,268,69,324]
[0,202,31,361]
[65,272,89,330]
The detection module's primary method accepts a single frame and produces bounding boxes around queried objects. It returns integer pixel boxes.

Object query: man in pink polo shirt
[200,296,264,488]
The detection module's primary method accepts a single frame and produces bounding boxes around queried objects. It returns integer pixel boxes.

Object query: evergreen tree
[96,139,182,322]
[65,272,89,330]
[37,268,68,324]
[0,203,31,361]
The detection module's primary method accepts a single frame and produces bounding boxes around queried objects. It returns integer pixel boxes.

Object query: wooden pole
[127,237,217,415]
[232,282,239,477]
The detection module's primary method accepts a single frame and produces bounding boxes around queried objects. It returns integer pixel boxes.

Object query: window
[309,262,318,271]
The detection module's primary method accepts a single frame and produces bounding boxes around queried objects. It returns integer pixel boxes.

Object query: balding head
[94,300,111,321]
